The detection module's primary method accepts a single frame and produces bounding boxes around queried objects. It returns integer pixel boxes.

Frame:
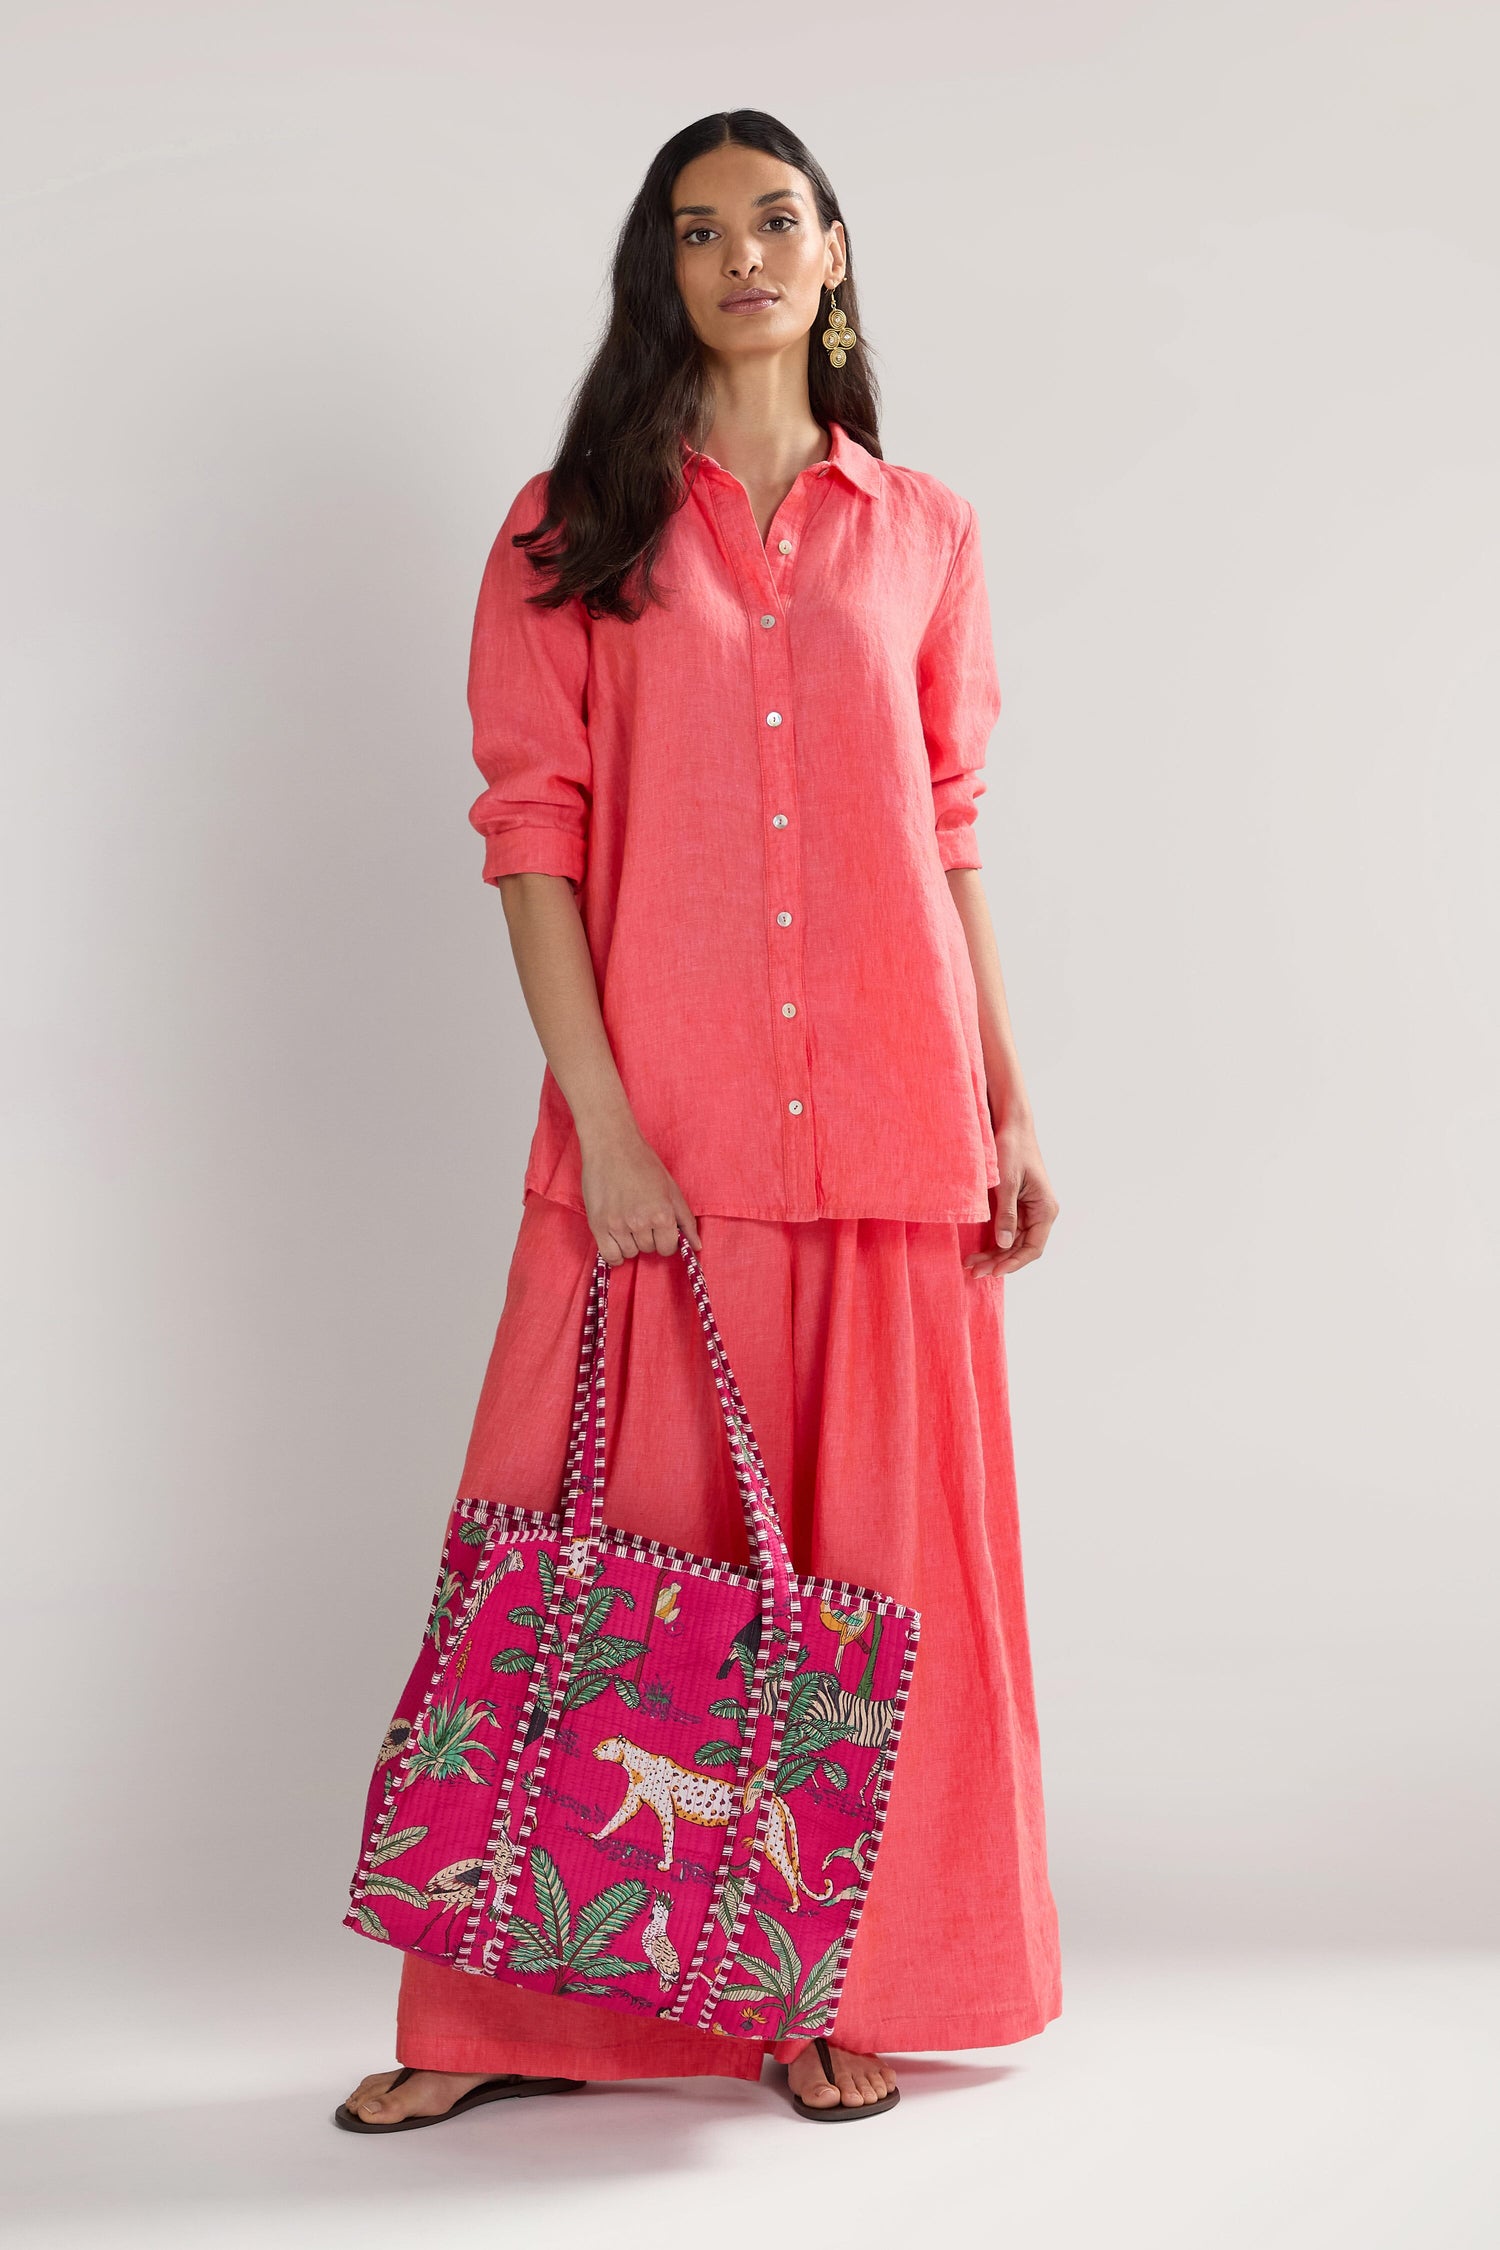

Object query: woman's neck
[698,352,830,497]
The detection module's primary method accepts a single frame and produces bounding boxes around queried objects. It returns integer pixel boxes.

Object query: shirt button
[781,1002,797,1017]
[760,614,776,629]
[778,539,793,555]
[775,911,792,927]
[771,813,788,828]
[787,1100,804,1116]
[766,711,783,727]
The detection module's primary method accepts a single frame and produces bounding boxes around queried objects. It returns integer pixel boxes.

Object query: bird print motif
[641,1892,681,1992]
[653,1581,682,1627]
[560,1538,600,1585]
[818,1598,872,1672]
[417,1858,487,1946]
[715,1612,765,1680]
[377,1715,413,1767]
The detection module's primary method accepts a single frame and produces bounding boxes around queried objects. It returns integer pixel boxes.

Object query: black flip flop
[333,2064,585,2133]
[789,2036,900,2122]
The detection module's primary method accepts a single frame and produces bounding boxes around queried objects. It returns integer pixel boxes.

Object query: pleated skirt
[395,1191,1061,2082]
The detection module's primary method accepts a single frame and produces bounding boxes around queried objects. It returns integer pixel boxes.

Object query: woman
[339,108,1061,2130]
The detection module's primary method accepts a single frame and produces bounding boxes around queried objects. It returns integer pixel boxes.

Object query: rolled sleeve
[467,475,592,886]
[916,499,1001,873]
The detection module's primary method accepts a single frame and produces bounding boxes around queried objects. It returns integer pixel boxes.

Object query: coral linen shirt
[467,419,1003,1224]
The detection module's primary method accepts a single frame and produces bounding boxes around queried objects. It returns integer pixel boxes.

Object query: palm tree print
[428,1549,525,1682]
[713,1868,749,1939]
[697,1614,787,1769]
[349,1822,429,1940]
[696,1627,850,1796]
[768,1660,855,1794]
[718,1909,843,2039]
[352,1831,491,1950]
[425,1569,463,1649]
[504,1847,653,1996]
[819,1826,879,1904]
[490,1554,650,1737]
[404,1699,494,1783]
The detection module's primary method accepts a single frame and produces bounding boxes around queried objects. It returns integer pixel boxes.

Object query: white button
[776,911,792,927]
[771,813,788,828]
[787,1100,804,1115]
[778,539,793,555]
[766,711,782,726]
[760,614,776,629]
[781,1002,797,1017]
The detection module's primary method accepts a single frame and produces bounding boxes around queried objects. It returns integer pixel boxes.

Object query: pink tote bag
[345,1238,920,2044]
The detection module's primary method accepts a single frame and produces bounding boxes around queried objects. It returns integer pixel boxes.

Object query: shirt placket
[708,464,838,1219]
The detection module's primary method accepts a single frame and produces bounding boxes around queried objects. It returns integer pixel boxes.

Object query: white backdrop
[3,0,1496,2018]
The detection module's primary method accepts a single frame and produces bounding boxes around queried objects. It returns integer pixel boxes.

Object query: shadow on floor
[1,2061,1017,2232]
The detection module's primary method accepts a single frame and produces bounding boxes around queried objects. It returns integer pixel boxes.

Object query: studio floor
[2,1948,1493,2250]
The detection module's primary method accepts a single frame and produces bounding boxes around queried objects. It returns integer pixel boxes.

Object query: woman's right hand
[579,1122,702,1264]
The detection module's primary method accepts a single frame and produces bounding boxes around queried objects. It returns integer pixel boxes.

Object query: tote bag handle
[557,1237,801,1672]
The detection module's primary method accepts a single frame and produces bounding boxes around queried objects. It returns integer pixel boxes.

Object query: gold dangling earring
[821,286,857,370]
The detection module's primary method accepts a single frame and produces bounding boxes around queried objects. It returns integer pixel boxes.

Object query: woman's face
[671,143,846,362]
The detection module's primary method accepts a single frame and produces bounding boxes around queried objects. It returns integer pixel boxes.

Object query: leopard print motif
[591,1736,738,1872]
[745,1762,835,1912]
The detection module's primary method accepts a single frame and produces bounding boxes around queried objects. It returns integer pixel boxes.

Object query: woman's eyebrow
[671,187,804,220]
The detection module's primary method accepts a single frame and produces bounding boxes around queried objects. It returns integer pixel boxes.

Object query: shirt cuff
[481,826,586,885]
[937,826,982,872]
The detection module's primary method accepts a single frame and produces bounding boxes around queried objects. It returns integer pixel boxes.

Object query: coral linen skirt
[395,1191,1061,2082]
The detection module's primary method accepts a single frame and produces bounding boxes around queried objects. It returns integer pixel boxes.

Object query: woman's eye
[679,214,795,246]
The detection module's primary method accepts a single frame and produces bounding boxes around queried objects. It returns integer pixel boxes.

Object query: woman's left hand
[965,1122,1059,1278]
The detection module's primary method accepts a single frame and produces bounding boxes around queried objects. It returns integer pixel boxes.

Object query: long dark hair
[517,110,881,621]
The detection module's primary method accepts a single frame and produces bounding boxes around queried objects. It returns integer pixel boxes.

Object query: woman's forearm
[945,867,1034,1134]
[495,872,637,1152]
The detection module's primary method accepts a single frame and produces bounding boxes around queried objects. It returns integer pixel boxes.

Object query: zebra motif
[802,1683,896,1747]
[799,1682,897,1803]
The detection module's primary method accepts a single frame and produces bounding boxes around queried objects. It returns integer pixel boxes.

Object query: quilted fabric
[347,1240,919,2043]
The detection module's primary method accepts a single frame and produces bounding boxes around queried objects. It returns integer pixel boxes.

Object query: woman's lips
[720,291,779,313]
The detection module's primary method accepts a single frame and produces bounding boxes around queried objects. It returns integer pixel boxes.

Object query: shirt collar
[681,419,882,498]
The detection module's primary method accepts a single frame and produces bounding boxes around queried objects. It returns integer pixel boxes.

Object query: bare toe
[346,2070,401,2120]
[788,2042,897,2112]
[342,2068,491,2125]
